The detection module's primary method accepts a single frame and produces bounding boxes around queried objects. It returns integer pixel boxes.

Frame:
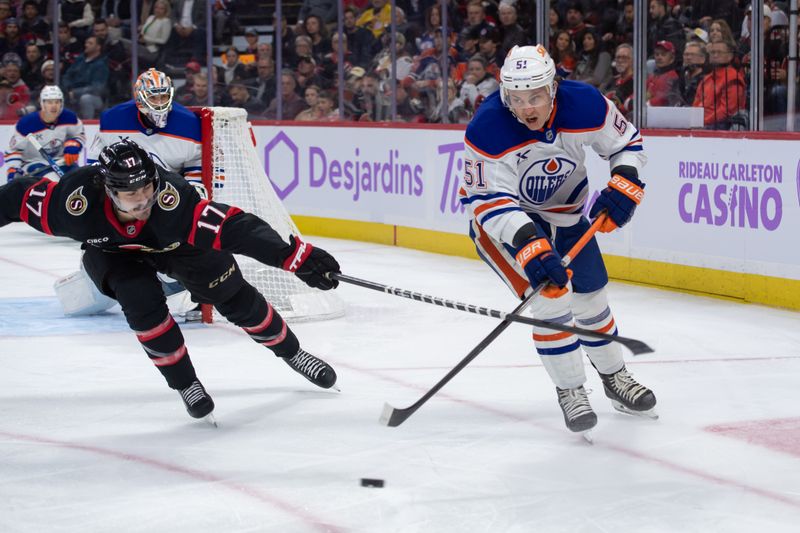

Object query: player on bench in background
[0,139,342,422]
[5,85,85,182]
[461,45,657,435]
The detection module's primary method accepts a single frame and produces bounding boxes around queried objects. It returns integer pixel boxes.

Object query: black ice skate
[556,386,598,435]
[178,380,216,423]
[600,366,658,419]
[284,349,338,390]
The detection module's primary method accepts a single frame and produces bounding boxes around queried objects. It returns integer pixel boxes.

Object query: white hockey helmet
[134,68,174,128]
[499,44,557,107]
[39,84,63,105]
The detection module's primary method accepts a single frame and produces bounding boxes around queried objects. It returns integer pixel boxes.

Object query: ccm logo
[208,264,236,288]
[610,175,644,204]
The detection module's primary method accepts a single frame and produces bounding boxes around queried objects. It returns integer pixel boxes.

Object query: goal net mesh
[198,107,345,322]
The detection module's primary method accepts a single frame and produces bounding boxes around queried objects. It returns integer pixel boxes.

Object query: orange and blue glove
[63,139,82,166]
[589,171,644,233]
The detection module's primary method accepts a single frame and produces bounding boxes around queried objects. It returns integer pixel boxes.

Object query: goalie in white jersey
[5,86,85,182]
[461,45,657,434]
[87,69,204,189]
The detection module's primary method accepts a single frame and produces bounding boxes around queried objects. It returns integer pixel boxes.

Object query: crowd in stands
[0,0,792,129]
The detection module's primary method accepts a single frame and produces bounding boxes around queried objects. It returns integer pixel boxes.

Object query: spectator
[100,0,132,43]
[647,40,683,106]
[256,42,273,62]
[478,27,502,73]
[320,32,353,89]
[294,84,322,120]
[693,40,746,129]
[392,83,426,122]
[292,35,314,69]
[0,78,25,118]
[273,13,297,69]
[314,90,338,121]
[227,79,262,118]
[603,43,635,118]
[295,55,326,94]
[373,31,414,82]
[648,0,684,57]
[221,46,247,83]
[0,2,10,35]
[137,0,173,69]
[572,30,612,88]
[168,0,206,63]
[303,14,332,62]
[213,0,239,43]
[297,0,337,26]
[679,40,708,105]
[552,30,578,78]
[19,1,50,43]
[460,54,499,114]
[61,35,109,119]
[344,6,375,68]
[498,1,527,59]
[435,77,470,123]
[605,0,634,48]
[174,60,201,104]
[183,73,216,106]
[263,70,306,119]
[94,18,130,105]
[58,22,83,74]
[708,18,738,54]
[565,2,592,53]
[20,42,44,93]
[0,18,25,59]
[688,0,739,30]
[242,27,260,55]
[549,5,564,40]
[3,60,30,107]
[60,0,95,41]
[357,0,393,39]
[459,0,495,49]
[244,56,276,111]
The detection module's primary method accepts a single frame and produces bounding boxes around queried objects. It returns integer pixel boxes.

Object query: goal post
[195,107,345,323]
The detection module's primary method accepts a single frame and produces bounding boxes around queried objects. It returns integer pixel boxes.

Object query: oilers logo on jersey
[519,157,577,205]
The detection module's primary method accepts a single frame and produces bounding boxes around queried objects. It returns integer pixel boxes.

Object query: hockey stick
[344,214,645,427]
[27,134,64,178]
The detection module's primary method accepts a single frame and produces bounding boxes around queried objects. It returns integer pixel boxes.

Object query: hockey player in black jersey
[0,140,341,421]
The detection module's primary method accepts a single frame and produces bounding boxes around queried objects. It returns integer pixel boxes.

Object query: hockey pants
[82,245,300,390]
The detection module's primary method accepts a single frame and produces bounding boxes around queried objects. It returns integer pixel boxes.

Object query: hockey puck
[360,478,385,488]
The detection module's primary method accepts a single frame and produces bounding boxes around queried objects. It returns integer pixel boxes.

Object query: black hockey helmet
[98,139,159,193]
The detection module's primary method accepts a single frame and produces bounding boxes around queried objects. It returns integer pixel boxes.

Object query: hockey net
[197,107,345,322]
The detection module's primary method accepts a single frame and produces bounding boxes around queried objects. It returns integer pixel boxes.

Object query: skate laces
[180,381,207,406]
[607,369,649,402]
[558,387,593,420]
[289,349,326,379]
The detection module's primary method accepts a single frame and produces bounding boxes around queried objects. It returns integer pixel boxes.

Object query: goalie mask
[500,45,557,126]
[98,140,160,212]
[134,68,174,129]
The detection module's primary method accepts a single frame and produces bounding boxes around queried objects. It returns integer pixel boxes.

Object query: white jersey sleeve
[587,96,646,177]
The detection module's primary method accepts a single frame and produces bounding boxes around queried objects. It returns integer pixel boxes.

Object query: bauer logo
[263,131,300,200]
[519,157,577,205]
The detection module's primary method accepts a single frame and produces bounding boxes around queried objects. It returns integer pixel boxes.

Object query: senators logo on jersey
[519,157,577,205]
[66,186,88,216]
[157,182,180,211]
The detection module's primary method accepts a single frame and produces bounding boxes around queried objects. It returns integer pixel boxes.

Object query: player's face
[116,183,156,220]
[40,99,62,120]
[148,93,170,108]
[507,86,553,130]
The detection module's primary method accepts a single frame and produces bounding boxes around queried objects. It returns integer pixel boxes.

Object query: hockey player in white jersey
[461,45,657,435]
[87,68,204,189]
[5,86,85,182]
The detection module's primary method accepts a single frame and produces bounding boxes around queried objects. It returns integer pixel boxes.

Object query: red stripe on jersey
[39,181,57,235]
[186,199,209,245]
[103,196,146,238]
[475,223,529,298]
[213,206,241,250]
[19,178,56,234]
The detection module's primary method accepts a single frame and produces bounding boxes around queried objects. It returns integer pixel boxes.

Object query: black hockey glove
[282,235,341,290]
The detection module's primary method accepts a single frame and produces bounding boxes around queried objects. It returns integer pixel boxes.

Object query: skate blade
[611,400,659,420]
[203,413,218,427]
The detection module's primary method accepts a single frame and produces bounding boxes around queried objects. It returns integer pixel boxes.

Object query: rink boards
[0,120,797,310]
